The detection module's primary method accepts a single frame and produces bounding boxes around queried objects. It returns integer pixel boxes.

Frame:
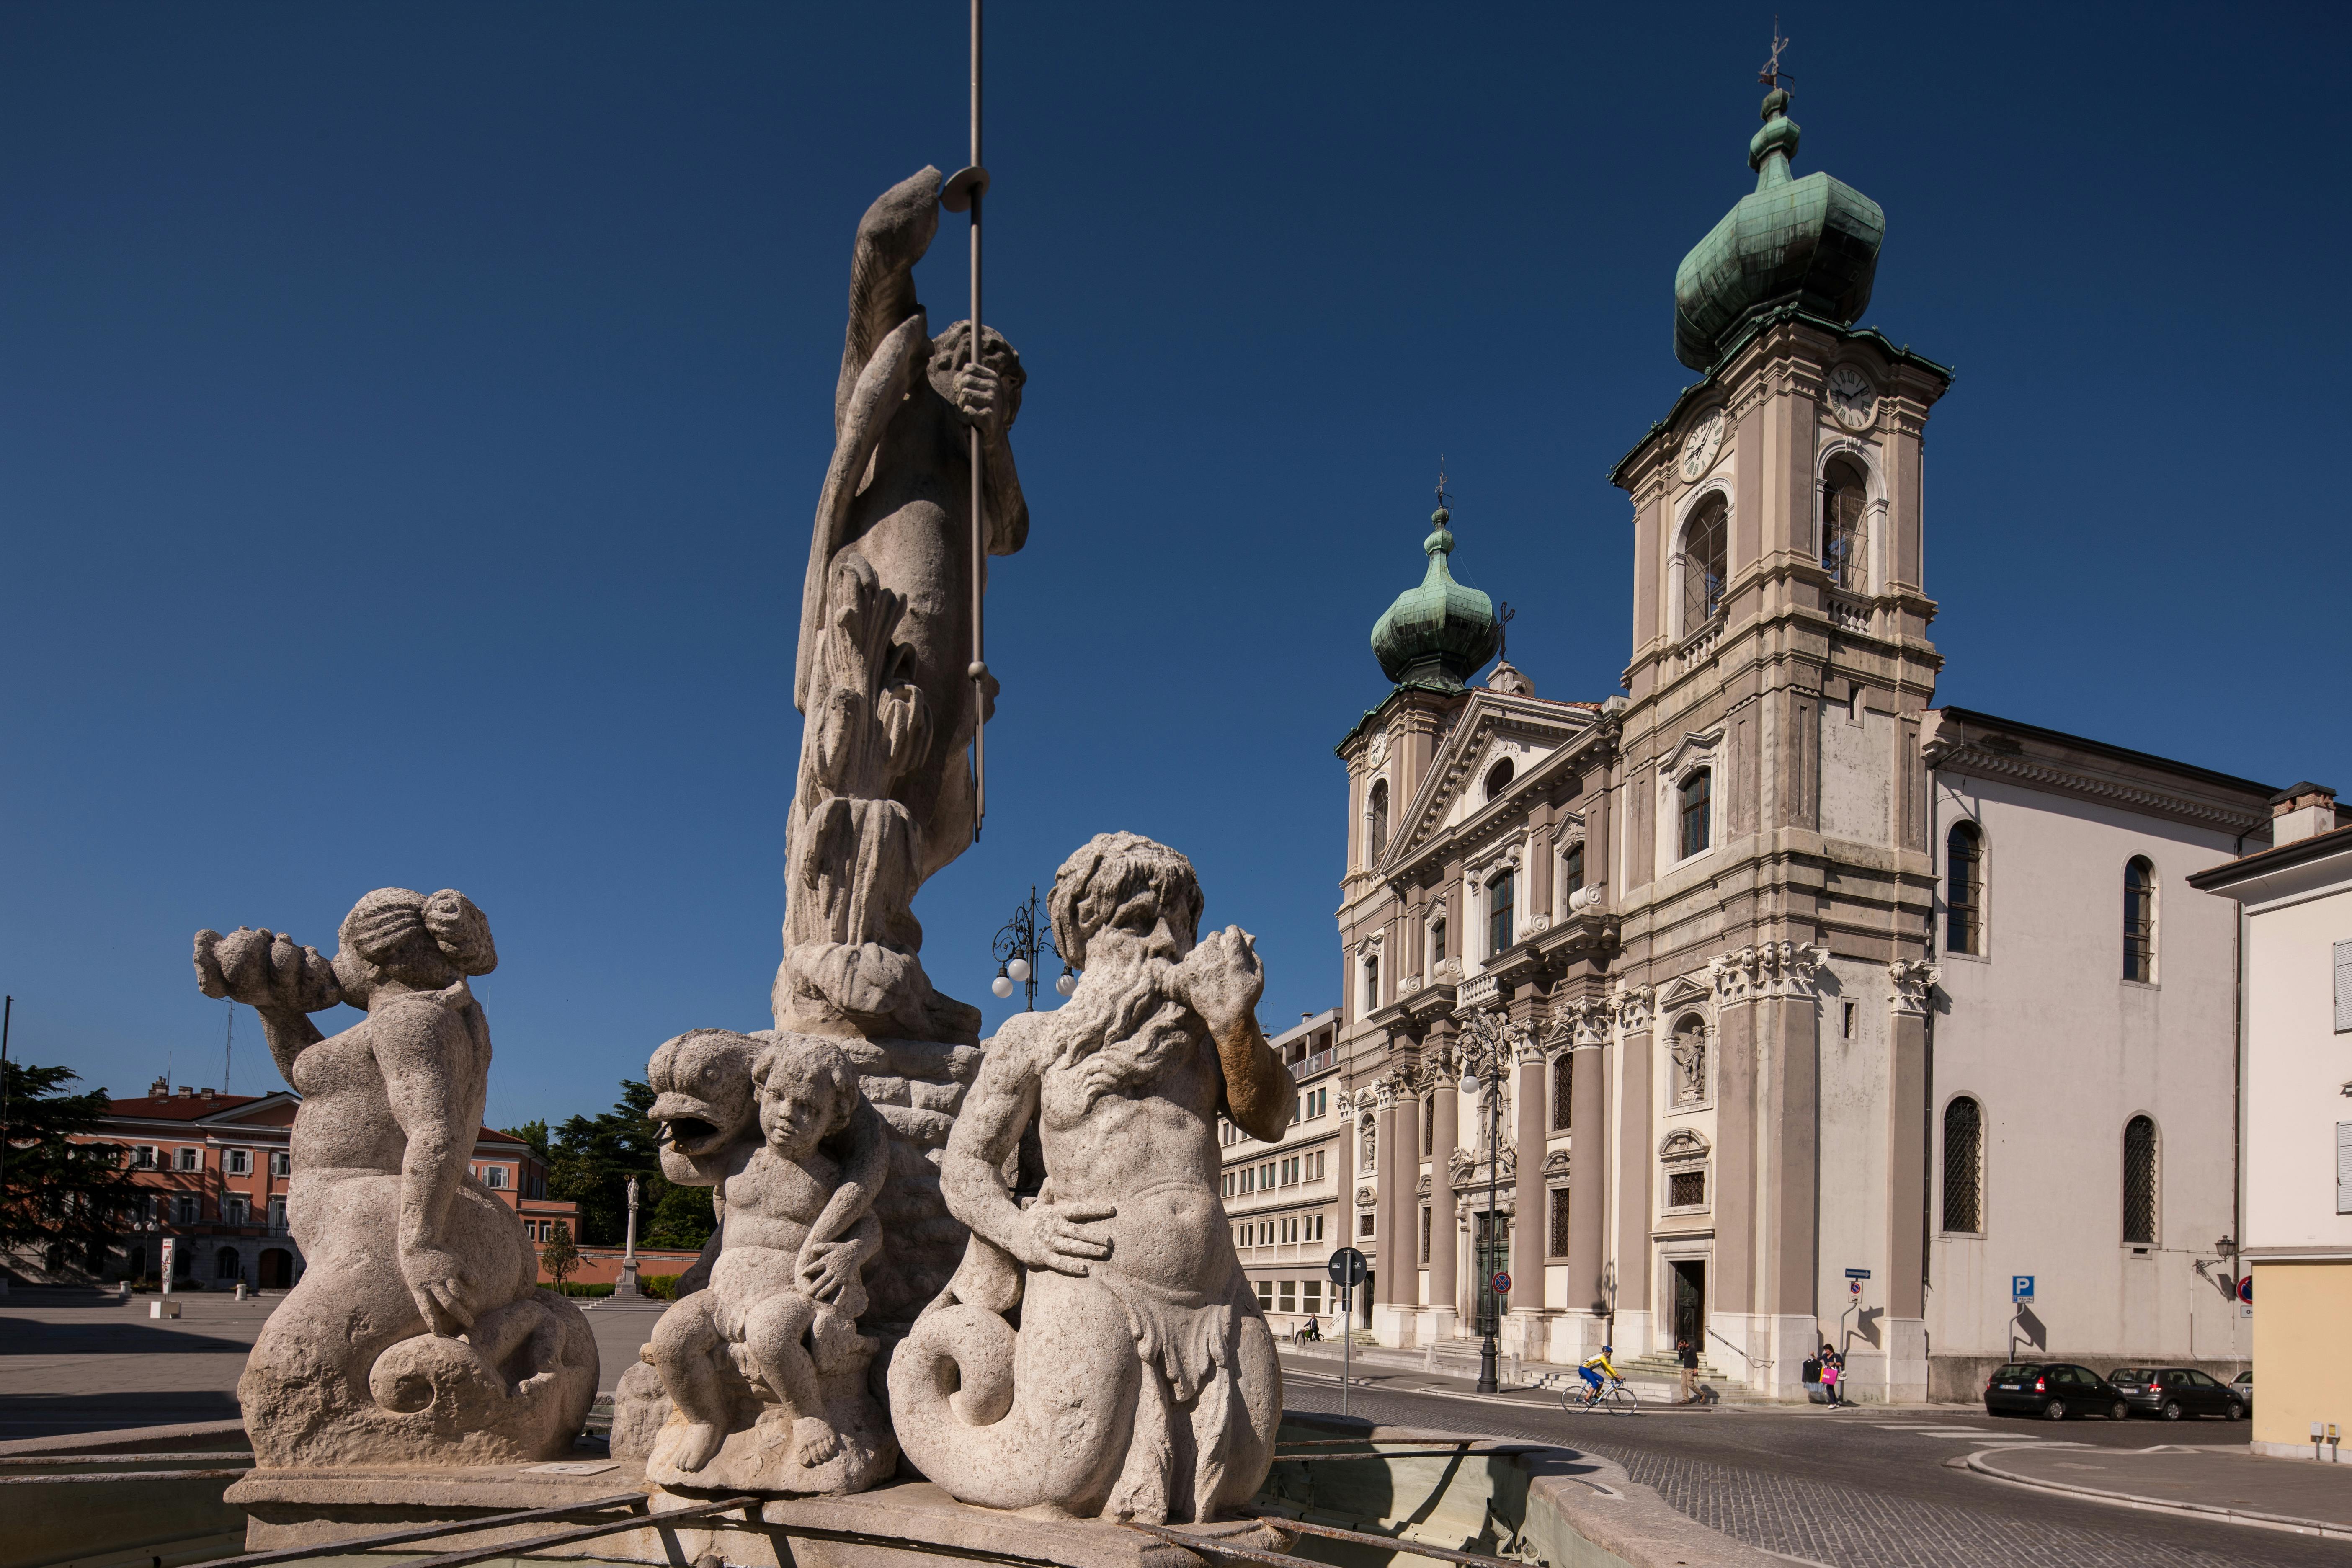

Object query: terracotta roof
[106,1093,268,1122]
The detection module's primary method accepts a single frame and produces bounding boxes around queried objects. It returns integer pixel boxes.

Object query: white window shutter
[2336,940,2352,1034]
[2339,1122,2352,1215]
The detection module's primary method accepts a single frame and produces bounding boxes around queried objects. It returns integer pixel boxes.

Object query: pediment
[1660,725,1725,781]
[1659,1127,1711,1159]
[1654,974,1711,1011]
[1383,692,1598,874]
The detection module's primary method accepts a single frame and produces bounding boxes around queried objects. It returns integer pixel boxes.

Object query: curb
[1961,1444,2352,1541]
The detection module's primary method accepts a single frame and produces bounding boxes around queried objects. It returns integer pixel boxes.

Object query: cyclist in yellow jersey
[1578,1345,1620,1398]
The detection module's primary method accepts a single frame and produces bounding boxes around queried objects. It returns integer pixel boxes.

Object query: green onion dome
[1369,507,1499,690]
[1673,88,1885,372]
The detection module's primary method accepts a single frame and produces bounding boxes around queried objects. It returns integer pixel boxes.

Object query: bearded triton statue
[888,833,1296,1524]
[779,166,1027,1049]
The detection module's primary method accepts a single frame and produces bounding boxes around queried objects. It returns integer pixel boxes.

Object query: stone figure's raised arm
[795,1095,890,1304]
[939,1022,1114,1278]
[836,169,939,437]
[373,991,485,1336]
[1178,926,1293,1144]
[194,926,340,1085]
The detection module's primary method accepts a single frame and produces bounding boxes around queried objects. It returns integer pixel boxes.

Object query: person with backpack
[1675,1335,1700,1404]
[1820,1342,1844,1406]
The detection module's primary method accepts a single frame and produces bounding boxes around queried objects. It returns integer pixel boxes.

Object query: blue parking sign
[2012,1275,2034,1302]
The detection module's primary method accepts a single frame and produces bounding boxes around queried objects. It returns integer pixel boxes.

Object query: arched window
[1681,495,1728,633]
[1428,911,1447,967]
[1678,770,1712,859]
[215,1246,241,1281]
[1487,871,1515,956]
[1941,1096,1983,1233]
[1820,456,1867,591]
[1362,954,1380,1014]
[2122,1115,2158,1244]
[1561,841,1585,902]
[1946,822,1983,955]
[2123,857,2156,982]
[1485,758,1515,799]
[1367,779,1389,866]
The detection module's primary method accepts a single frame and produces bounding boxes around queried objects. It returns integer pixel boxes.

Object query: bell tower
[1604,77,1953,1400]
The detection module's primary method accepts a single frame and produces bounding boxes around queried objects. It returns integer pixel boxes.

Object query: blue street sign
[2237,1275,2252,1305]
[1843,1267,1871,1279]
[2012,1275,2034,1302]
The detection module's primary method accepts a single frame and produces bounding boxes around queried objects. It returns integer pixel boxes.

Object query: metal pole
[1477,1055,1499,1393]
[965,0,986,843]
[1341,1282,1351,1418]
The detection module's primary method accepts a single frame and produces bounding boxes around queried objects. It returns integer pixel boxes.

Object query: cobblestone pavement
[1280,1366,2345,1568]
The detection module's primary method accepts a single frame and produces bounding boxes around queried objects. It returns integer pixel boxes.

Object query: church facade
[1323,85,2286,1401]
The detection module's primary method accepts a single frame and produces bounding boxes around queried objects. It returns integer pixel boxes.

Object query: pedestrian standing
[1676,1334,1699,1404]
[1820,1343,1843,1407]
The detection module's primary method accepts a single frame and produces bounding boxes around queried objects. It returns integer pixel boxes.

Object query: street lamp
[1459,1011,1514,1395]
[990,885,1075,1010]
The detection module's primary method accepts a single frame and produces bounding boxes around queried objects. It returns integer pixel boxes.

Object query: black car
[1983,1362,2129,1421]
[2107,1366,2246,1421]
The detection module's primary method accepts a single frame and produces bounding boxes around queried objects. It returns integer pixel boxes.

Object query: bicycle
[1562,1375,1641,1415]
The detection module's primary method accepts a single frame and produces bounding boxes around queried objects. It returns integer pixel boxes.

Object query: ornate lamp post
[989,885,1076,1010]
[616,1174,642,1298]
[1458,1011,1514,1395]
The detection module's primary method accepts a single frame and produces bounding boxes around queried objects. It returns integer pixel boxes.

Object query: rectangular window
[1550,1187,1572,1256]
[176,1147,200,1171]
[1419,1204,1431,1263]
[135,1145,157,1169]
[1307,1214,1323,1242]
[267,1195,287,1232]
[1422,1104,1434,1155]
[1667,1170,1706,1209]
[1221,1172,1233,1197]
[226,1196,250,1225]
[270,1151,290,1177]
[225,1149,251,1176]
[485,1165,509,1190]
[173,1194,200,1225]
[1679,771,1712,859]
[2336,941,2352,1034]
[1279,1279,1296,1312]
[1488,873,1515,956]
[1562,842,1584,901]
[1255,1279,1274,1309]
[1304,1279,1323,1315]
[2123,858,2156,983]
[2339,1122,2352,1215]
[1552,1059,1572,1130]
[1363,956,1380,1013]
[1429,918,1447,964]
[1359,1212,1375,1238]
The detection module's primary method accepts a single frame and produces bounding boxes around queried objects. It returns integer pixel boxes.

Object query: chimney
[176,1085,194,1098]
[150,1076,170,1098]
[2269,782,2338,848]
[199,1087,215,1101]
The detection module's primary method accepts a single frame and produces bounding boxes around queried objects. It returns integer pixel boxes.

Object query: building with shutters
[1325,81,2307,1401]
[1218,1009,1347,1337]
[2190,785,2352,1460]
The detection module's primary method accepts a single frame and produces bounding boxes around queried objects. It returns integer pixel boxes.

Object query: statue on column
[888,833,1296,1524]
[779,166,1028,1049]
[192,892,596,1467]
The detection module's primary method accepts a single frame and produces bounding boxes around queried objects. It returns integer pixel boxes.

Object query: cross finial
[1759,18,1791,88]
[1497,600,1516,662]
[1434,458,1454,515]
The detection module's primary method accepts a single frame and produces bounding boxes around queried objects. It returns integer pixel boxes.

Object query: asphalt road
[1277,1357,2341,1568]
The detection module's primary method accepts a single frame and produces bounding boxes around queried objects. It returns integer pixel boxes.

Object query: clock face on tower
[1679,410,1724,481]
[1826,366,1877,430]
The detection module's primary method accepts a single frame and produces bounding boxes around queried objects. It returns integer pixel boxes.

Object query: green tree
[644,1181,716,1250]
[2,1060,139,1272]
[539,1220,579,1288]
[506,1081,663,1247]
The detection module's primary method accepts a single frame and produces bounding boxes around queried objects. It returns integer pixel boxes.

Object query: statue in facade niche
[888,833,1295,1524]
[641,1032,897,1494]
[779,165,1027,1048]
[192,890,596,1468]
[1670,1022,1707,1107]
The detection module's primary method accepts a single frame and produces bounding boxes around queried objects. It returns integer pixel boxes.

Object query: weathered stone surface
[643,1032,899,1495]
[192,891,596,1468]
[888,833,1296,1523]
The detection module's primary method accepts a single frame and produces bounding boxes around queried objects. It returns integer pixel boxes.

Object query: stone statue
[888,833,1295,1524]
[1670,1023,1707,1107]
[779,166,1027,1048]
[641,1032,897,1494]
[191,890,595,1467]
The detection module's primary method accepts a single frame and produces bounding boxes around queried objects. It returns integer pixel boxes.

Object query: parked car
[2233,1370,2254,1412]
[1984,1362,2130,1421]
[2106,1366,2245,1421]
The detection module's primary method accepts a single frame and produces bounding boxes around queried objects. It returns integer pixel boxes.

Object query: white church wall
[1927,772,2247,1384]
[1819,693,1895,846]
[1815,957,1893,1361]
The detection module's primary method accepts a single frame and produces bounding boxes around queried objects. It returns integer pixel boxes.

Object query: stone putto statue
[192,890,596,1467]
[642,1032,897,1494]
[888,833,1296,1524]
[779,165,1027,1049]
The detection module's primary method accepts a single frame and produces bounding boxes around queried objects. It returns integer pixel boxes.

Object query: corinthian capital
[1612,979,1655,1033]
[1889,958,1942,1016]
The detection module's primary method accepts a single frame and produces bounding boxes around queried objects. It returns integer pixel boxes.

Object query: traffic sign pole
[1327,1248,1367,1420]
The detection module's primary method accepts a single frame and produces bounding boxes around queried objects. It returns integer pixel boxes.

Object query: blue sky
[3,3,2344,1129]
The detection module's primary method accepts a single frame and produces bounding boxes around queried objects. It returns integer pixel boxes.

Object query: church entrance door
[1671,1259,1707,1350]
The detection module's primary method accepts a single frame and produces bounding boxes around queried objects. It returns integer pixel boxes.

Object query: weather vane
[1760,18,1792,87]
[1435,458,1454,514]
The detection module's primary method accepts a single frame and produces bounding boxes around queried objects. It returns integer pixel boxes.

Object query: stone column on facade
[1610,983,1655,1357]
[1563,997,1612,1363]
[1505,1024,1550,1363]
[1709,951,1761,1380]
[1425,1024,1461,1344]
[1371,1080,1398,1314]
[1885,958,1939,1403]
[1388,1074,1421,1346]
[1758,943,1830,1399]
